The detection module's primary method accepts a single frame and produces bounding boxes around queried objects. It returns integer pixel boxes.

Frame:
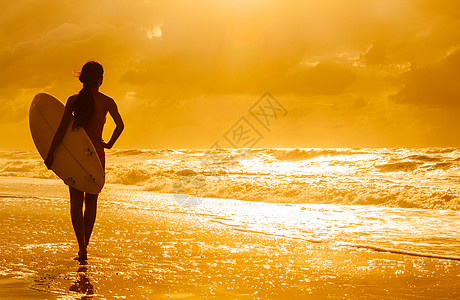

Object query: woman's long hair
[72,61,104,130]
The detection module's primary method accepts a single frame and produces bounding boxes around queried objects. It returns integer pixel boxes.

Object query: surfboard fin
[85,174,97,183]
[85,148,94,156]
[64,177,76,186]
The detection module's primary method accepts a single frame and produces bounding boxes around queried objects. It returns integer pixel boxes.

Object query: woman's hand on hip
[102,141,112,149]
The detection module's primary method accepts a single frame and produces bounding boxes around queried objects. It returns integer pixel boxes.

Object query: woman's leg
[69,186,86,259]
[84,152,104,246]
[84,193,98,247]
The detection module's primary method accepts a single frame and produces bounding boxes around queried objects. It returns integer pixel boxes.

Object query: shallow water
[0,178,459,299]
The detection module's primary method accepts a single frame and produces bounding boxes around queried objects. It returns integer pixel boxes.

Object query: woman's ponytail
[71,61,104,130]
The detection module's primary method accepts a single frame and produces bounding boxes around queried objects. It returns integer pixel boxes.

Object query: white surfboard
[29,93,105,194]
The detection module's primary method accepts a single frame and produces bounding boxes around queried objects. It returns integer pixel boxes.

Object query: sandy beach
[0,176,459,299]
[5,0,460,297]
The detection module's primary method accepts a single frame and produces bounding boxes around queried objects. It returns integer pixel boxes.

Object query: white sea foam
[1,148,460,210]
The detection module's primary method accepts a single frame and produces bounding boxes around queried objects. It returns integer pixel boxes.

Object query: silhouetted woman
[45,61,124,262]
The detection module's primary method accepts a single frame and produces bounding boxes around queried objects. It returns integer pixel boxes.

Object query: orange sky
[2,0,460,150]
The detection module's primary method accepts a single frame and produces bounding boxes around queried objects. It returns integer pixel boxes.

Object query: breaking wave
[2,148,460,210]
[267,148,371,161]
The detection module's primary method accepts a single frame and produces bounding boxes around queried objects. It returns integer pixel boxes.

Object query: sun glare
[147,24,163,40]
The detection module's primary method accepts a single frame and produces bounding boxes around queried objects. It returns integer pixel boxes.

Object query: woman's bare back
[68,91,114,151]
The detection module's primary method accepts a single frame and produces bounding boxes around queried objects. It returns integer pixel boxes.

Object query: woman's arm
[44,97,74,169]
[102,99,124,149]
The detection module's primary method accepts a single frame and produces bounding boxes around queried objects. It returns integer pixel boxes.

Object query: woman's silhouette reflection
[70,266,94,298]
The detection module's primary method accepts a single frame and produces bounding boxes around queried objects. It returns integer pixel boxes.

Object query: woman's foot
[76,249,88,263]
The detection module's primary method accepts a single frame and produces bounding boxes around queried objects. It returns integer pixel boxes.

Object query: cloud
[392,49,460,108]
[3,0,460,149]
[272,63,356,96]
[417,1,460,20]
[361,41,388,65]
[331,97,367,111]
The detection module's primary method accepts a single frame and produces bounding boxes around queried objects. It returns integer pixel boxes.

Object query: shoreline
[0,278,52,300]
[0,177,459,299]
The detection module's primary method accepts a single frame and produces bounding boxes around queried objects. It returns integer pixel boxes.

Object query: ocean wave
[137,172,460,210]
[2,160,39,173]
[427,162,453,170]
[406,155,443,162]
[0,155,56,179]
[111,149,178,157]
[268,148,370,161]
[425,148,458,154]
[374,161,422,172]
[3,148,460,210]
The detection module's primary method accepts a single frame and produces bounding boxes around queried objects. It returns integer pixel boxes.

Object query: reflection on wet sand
[69,266,94,299]
[1,179,459,299]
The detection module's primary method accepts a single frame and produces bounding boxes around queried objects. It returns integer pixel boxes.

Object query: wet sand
[0,278,49,300]
[0,176,459,299]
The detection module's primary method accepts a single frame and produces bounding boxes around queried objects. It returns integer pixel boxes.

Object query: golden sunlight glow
[2,0,460,150]
[146,24,163,40]
[227,19,260,46]
[2,2,460,299]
